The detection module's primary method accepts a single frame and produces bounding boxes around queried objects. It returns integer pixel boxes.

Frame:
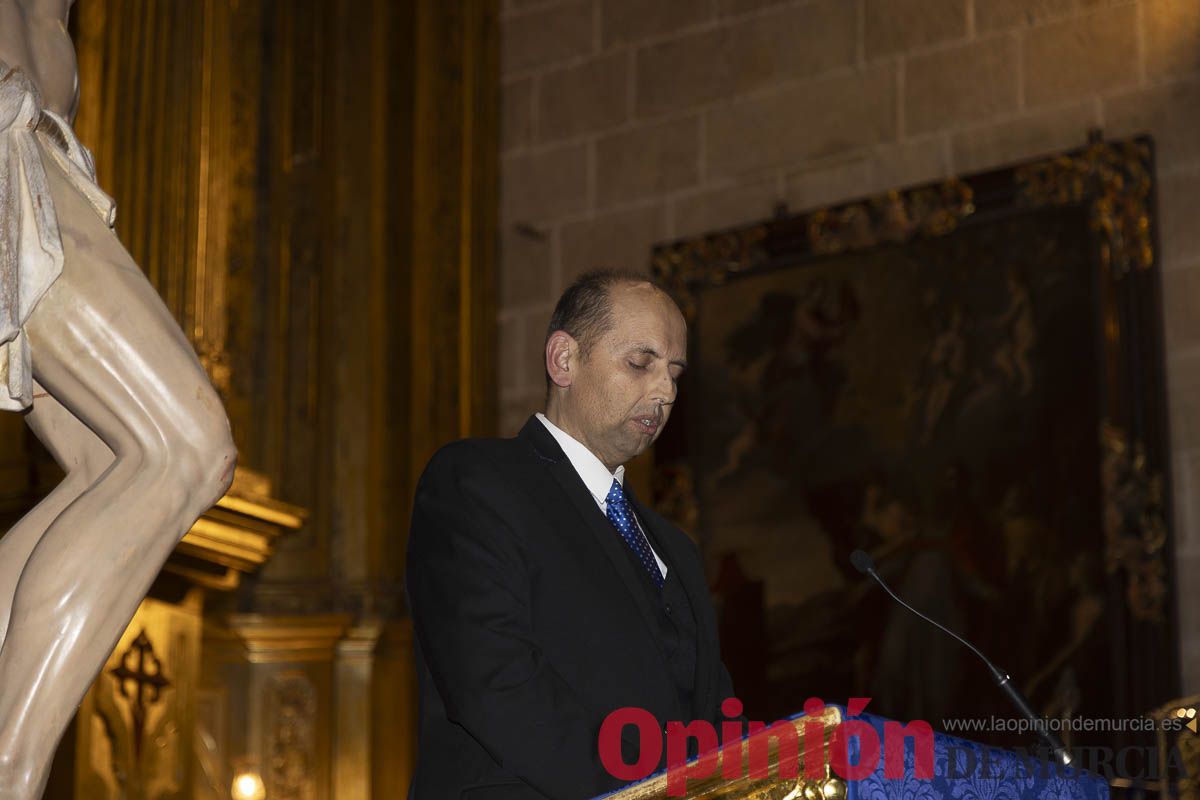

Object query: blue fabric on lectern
[840,709,1109,800]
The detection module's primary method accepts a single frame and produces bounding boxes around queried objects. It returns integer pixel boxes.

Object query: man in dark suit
[406,270,737,799]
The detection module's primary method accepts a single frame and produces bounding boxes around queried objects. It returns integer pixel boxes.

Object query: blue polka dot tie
[606,479,664,589]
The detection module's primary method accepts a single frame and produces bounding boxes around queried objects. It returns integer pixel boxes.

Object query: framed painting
[650,136,1178,750]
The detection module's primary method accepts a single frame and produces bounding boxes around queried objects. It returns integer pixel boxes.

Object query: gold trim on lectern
[604,706,846,800]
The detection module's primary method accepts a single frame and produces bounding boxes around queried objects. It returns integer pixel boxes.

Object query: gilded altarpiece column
[33,0,299,798]
[33,0,500,798]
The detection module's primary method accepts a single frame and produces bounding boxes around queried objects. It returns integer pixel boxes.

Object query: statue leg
[0,384,114,648]
[0,146,237,798]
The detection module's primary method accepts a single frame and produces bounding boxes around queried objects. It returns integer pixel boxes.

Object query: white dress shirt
[536,412,668,579]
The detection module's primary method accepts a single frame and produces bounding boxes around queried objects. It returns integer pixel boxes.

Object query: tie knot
[606,478,626,509]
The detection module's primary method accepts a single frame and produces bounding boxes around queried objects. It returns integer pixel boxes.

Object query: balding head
[543,270,654,373]
[543,270,687,470]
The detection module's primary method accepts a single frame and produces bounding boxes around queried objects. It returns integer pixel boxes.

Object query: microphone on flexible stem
[850,549,1073,767]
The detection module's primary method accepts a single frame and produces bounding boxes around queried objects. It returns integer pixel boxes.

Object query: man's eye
[628,361,648,371]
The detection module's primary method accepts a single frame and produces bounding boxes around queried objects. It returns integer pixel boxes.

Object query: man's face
[561,283,688,470]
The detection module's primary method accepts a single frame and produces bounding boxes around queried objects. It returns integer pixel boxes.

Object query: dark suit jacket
[406,416,736,800]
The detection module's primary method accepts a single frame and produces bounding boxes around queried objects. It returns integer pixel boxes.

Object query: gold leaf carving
[266,672,317,800]
[652,226,768,320]
[1016,140,1154,276]
[1101,420,1168,622]
[806,179,975,257]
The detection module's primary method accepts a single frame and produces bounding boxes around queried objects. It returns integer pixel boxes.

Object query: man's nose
[651,367,677,405]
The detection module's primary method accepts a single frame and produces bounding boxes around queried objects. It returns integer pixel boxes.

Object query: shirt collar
[535,412,624,505]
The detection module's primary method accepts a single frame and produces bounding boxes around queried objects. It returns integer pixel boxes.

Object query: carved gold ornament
[1016,139,1154,276]
[805,179,975,256]
[1100,420,1168,622]
[652,226,769,320]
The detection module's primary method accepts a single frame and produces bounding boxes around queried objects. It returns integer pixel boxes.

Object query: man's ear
[546,330,576,389]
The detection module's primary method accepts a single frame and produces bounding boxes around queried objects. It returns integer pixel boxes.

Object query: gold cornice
[165,467,307,590]
[176,518,279,572]
[224,613,354,664]
[336,621,386,658]
[215,492,307,531]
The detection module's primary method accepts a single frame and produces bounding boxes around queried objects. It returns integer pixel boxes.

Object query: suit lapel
[625,485,718,720]
[517,418,668,663]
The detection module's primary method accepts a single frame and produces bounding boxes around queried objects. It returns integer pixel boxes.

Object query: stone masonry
[497,0,1200,693]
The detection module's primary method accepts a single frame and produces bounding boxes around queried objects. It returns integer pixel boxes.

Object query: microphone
[850,548,1072,767]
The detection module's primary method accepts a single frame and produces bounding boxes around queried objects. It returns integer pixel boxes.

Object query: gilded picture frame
[651,136,1177,750]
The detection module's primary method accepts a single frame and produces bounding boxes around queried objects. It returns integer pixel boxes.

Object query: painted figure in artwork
[0,1,236,796]
[992,267,1037,396]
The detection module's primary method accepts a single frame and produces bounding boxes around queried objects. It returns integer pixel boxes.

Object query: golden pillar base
[194,614,416,800]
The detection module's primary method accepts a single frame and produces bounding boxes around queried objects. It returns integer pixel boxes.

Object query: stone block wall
[497,0,1200,693]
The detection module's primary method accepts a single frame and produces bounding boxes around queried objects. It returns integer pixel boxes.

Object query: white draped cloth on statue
[0,62,115,411]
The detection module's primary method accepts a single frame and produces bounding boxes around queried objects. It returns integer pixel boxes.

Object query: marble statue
[0,1,237,796]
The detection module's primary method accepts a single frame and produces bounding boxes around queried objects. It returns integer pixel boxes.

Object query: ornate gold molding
[806,179,975,256]
[651,226,769,320]
[1016,139,1154,276]
[224,613,354,664]
[265,671,319,800]
[166,467,306,591]
[651,178,974,321]
[1100,421,1168,623]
